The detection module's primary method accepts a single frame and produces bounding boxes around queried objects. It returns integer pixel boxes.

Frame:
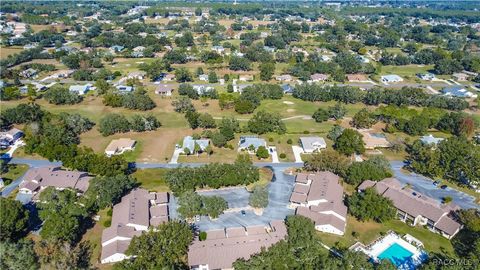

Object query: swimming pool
[378,243,414,267]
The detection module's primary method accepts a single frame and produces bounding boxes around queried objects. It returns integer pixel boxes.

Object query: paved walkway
[390,161,479,210]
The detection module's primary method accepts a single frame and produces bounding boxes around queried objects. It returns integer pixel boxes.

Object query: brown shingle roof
[188,221,287,269]
[359,178,462,236]
[293,183,310,194]
[20,166,91,193]
[290,192,307,204]
[296,206,346,232]
[150,204,168,217]
[100,240,131,261]
[435,216,462,236]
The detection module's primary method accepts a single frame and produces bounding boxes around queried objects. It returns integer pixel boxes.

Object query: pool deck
[351,232,427,269]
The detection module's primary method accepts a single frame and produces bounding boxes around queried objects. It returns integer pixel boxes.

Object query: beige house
[101,189,169,264]
[290,172,347,235]
[275,74,293,82]
[105,138,136,157]
[18,166,91,200]
[358,178,462,239]
[359,131,391,149]
[188,221,287,270]
[155,84,175,96]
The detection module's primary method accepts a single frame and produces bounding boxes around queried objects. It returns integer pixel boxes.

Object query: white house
[299,137,327,153]
[381,74,403,83]
[69,84,91,95]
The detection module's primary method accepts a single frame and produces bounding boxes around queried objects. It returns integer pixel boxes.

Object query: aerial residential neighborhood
[0,1,479,270]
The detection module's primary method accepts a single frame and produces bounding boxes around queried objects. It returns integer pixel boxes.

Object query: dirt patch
[286,109,295,112]
[283,101,294,105]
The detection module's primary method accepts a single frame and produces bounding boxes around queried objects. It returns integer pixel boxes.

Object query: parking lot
[187,165,296,231]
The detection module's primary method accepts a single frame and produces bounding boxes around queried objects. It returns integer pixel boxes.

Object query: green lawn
[120,141,144,162]
[0,164,29,186]
[318,216,456,257]
[82,208,113,269]
[132,168,170,192]
[378,64,434,82]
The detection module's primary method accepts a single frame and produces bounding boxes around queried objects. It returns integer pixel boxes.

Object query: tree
[208,71,218,83]
[175,68,192,82]
[44,85,82,105]
[98,113,130,136]
[86,175,137,209]
[219,117,240,141]
[327,125,345,141]
[177,191,202,218]
[39,199,85,243]
[197,113,216,129]
[0,86,21,100]
[345,159,392,185]
[334,129,365,155]
[328,103,347,120]
[434,58,462,75]
[0,239,39,270]
[259,62,275,81]
[347,188,396,223]
[0,197,29,241]
[229,56,251,71]
[247,111,286,134]
[201,196,228,218]
[35,240,94,270]
[117,221,193,269]
[351,108,376,129]
[172,97,195,113]
[256,146,269,159]
[303,149,351,177]
[210,132,227,147]
[312,108,329,123]
[249,186,268,208]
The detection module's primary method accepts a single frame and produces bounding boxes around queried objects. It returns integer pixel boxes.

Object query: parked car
[433,181,439,186]
[195,215,200,222]
[241,210,246,216]
[441,185,448,190]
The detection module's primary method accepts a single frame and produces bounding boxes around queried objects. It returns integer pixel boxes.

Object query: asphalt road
[23,78,452,91]
[390,161,479,210]
[4,158,477,212]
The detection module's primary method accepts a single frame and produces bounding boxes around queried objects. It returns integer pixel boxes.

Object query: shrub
[287,139,293,144]
[279,153,286,159]
[103,219,112,227]
[199,231,207,241]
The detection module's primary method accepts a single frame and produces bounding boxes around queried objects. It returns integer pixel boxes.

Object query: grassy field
[132,168,170,192]
[0,164,29,186]
[1,94,373,163]
[378,64,434,82]
[318,215,456,257]
[0,46,24,59]
[82,208,113,270]
[246,166,273,191]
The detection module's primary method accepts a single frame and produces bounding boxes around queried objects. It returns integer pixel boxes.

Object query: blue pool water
[378,243,414,267]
